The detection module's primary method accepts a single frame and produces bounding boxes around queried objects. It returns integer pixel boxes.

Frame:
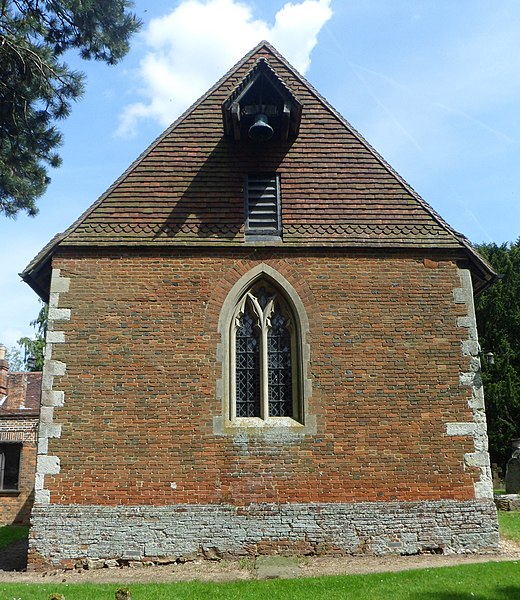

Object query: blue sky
[1,0,519,351]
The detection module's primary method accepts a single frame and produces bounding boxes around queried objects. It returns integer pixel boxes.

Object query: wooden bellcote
[222,58,302,142]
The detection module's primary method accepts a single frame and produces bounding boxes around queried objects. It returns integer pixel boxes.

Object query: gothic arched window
[231,281,299,421]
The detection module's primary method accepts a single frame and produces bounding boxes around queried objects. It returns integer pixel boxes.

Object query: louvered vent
[245,174,281,236]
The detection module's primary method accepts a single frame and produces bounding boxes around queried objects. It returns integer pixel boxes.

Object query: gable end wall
[28,250,498,567]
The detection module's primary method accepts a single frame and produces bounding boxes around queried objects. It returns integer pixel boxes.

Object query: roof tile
[22,41,495,296]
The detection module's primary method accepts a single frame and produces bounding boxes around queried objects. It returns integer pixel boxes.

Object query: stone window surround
[214,263,315,436]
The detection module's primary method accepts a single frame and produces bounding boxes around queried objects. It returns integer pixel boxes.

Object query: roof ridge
[224,53,302,105]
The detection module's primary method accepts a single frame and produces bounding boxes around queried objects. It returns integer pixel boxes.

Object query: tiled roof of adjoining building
[0,372,42,417]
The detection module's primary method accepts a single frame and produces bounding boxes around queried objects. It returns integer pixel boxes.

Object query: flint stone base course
[29,500,499,567]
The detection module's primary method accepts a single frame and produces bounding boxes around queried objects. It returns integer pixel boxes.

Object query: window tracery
[231,282,297,420]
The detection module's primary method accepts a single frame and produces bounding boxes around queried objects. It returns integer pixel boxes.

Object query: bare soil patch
[0,539,519,584]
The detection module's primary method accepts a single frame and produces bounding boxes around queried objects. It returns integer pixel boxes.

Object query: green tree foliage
[3,344,24,370]
[18,301,47,371]
[475,239,520,470]
[0,0,140,217]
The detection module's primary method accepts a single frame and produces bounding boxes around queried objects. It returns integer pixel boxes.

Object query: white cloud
[270,0,333,73]
[117,0,332,137]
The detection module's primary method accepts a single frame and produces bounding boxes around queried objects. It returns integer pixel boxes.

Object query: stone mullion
[260,323,269,419]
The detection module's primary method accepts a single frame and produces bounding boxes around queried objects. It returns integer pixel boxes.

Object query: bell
[248,113,274,142]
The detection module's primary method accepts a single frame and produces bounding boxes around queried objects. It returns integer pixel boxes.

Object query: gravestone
[505,438,520,493]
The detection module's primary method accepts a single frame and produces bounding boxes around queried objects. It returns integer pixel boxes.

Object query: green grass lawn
[1,561,520,600]
[0,524,29,548]
[498,511,520,543]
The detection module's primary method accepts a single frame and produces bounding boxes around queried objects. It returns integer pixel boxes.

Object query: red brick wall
[45,249,478,506]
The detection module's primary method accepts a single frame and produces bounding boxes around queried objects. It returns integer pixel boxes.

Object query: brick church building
[22,42,498,566]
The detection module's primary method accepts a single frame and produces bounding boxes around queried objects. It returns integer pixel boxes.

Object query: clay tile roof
[0,372,42,417]
[21,40,496,299]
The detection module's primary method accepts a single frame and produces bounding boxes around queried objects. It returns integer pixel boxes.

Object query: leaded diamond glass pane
[235,305,260,417]
[256,286,270,310]
[267,303,293,417]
